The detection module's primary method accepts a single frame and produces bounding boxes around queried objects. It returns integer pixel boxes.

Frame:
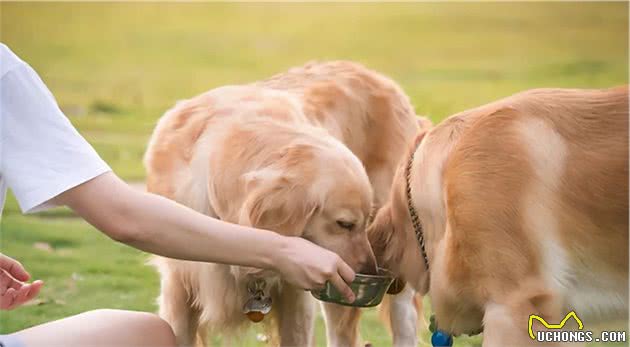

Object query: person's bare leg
[13,309,176,347]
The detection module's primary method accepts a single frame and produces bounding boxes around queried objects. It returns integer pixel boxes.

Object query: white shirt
[0,44,110,215]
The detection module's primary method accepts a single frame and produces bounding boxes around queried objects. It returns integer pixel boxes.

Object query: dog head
[241,134,377,275]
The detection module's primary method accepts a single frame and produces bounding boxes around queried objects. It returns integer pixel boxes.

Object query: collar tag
[429,314,453,347]
[431,330,453,347]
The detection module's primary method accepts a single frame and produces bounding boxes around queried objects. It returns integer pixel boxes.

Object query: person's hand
[271,236,356,302]
[0,253,43,310]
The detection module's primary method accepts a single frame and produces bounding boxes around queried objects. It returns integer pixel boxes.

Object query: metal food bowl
[310,268,394,307]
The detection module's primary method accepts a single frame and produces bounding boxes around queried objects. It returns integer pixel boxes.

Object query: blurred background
[1,2,627,346]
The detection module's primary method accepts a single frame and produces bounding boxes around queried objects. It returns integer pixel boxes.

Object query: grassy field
[1,2,627,346]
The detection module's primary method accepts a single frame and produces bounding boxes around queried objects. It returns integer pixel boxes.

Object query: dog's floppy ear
[368,205,408,295]
[367,204,394,263]
[240,168,317,236]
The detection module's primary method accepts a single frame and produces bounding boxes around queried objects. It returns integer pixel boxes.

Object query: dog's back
[259,61,421,206]
[416,87,628,337]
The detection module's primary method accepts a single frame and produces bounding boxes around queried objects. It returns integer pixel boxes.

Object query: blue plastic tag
[431,330,453,347]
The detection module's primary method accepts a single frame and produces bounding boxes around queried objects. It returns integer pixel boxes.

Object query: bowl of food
[310,268,394,307]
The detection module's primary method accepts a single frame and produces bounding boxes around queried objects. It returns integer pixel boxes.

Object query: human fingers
[0,270,23,295]
[0,254,29,282]
[336,257,356,284]
[7,284,31,310]
[6,280,43,310]
[328,272,355,303]
[0,287,17,310]
[24,280,43,302]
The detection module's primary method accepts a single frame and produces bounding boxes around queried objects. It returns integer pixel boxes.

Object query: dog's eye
[336,220,355,230]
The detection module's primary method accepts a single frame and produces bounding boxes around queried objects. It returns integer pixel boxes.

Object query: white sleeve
[0,60,111,213]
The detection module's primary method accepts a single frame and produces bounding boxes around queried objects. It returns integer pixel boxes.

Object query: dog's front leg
[276,282,316,347]
[321,303,362,347]
[389,285,420,347]
[483,299,579,347]
[158,268,201,347]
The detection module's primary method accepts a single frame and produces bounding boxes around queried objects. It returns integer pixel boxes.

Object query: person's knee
[137,312,176,344]
[84,309,176,345]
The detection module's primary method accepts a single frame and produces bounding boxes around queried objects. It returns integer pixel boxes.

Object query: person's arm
[52,172,356,301]
[0,44,354,307]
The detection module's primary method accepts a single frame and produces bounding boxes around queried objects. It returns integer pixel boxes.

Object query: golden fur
[259,61,428,347]
[145,61,424,346]
[368,86,629,346]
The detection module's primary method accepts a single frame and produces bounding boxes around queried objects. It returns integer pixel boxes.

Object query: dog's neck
[400,132,436,293]
[398,210,450,296]
[398,234,430,294]
[404,140,430,271]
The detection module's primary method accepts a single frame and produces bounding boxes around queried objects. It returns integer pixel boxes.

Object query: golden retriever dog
[368,86,628,346]
[145,86,377,346]
[145,61,424,347]
[259,61,428,347]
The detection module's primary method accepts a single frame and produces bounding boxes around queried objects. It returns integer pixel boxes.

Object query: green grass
[0,2,627,346]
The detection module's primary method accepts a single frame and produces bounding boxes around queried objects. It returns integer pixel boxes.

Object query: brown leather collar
[404,140,429,270]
